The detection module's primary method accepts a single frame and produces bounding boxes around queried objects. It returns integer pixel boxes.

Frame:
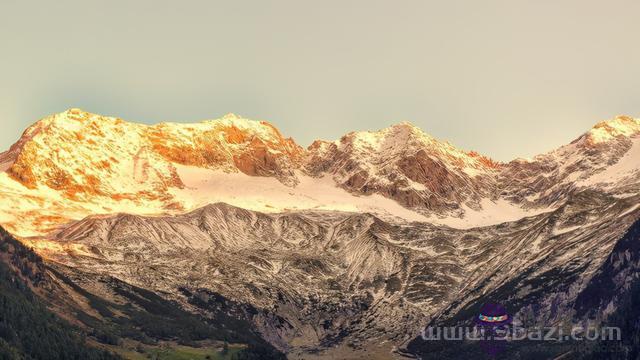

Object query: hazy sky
[0,0,638,161]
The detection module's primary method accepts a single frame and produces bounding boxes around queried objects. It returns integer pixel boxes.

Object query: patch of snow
[425,198,552,229]
[552,225,583,236]
[578,136,640,186]
[405,178,427,191]
[172,165,429,223]
[587,116,640,144]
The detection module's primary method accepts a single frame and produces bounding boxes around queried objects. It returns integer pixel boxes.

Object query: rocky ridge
[1,110,638,237]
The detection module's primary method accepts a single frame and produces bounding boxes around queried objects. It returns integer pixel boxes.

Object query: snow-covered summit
[0,110,307,235]
[0,111,638,237]
[576,115,640,145]
[305,121,501,213]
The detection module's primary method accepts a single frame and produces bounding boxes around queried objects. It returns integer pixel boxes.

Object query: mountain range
[0,109,639,359]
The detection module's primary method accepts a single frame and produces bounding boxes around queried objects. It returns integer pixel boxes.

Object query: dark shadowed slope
[0,226,120,359]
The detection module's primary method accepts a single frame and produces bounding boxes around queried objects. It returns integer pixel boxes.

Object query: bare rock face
[146,114,304,184]
[305,123,501,212]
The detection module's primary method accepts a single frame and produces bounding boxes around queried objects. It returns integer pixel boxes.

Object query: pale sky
[0,0,638,161]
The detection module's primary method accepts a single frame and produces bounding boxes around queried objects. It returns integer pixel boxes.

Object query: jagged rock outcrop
[305,123,501,212]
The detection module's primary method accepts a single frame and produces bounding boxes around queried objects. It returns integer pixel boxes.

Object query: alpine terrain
[0,109,639,359]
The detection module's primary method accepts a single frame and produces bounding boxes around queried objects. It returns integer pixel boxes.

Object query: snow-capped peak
[342,121,497,171]
[584,115,640,144]
[222,112,241,119]
[0,109,303,224]
[303,121,502,215]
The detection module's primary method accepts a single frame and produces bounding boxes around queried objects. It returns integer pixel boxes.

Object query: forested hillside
[0,227,120,359]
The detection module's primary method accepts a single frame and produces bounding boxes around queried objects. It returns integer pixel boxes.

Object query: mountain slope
[0,227,121,360]
[1,225,286,360]
[28,192,640,357]
[404,216,640,359]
